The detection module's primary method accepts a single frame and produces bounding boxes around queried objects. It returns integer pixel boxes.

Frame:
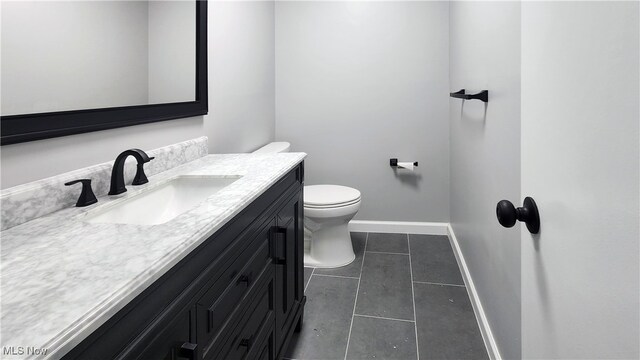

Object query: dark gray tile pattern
[409,234,465,285]
[315,232,366,278]
[355,252,414,320]
[366,232,409,254]
[346,315,418,360]
[285,275,359,359]
[286,232,487,360]
[414,282,488,360]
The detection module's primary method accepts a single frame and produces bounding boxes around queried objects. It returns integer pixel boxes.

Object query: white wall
[449,2,521,359]
[275,1,449,221]
[206,0,275,154]
[1,0,276,189]
[521,2,639,358]
[0,117,204,189]
[1,1,149,115]
[148,1,196,104]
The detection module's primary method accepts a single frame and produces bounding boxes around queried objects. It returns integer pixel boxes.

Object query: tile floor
[285,232,488,360]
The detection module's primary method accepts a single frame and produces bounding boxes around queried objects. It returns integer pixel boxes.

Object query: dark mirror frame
[1,0,208,146]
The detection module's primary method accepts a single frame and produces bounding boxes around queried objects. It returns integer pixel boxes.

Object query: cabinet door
[272,191,304,353]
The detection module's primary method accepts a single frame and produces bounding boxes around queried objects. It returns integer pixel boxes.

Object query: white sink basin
[86,175,241,225]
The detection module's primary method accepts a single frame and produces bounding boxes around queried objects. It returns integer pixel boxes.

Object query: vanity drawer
[211,270,275,360]
[196,220,273,359]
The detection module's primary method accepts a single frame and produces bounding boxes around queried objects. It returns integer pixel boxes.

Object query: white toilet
[303,184,360,267]
[253,142,360,268]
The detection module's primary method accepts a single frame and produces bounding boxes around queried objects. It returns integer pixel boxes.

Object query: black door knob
[496,197,540,234]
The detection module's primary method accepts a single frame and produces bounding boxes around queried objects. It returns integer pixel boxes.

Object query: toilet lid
[304,185,361,208]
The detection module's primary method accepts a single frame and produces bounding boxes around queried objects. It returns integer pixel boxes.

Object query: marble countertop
[0,153,306,359]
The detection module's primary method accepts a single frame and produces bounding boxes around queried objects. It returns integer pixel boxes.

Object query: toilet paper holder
[390,158,418,167]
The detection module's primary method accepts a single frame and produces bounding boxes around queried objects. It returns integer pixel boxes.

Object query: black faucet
[108,149,155,195]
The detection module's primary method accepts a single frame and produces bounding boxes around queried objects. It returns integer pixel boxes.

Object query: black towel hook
[450,89,488,103]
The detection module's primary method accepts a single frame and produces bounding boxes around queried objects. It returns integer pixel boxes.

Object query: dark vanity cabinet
[63,163,305,360]
[273,194,305,351]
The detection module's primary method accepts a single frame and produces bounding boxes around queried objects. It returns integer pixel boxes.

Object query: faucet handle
[65,179,98,207]
[132,156,155,186]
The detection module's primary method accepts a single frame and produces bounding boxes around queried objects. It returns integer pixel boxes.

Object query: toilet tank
[252,142,290,154]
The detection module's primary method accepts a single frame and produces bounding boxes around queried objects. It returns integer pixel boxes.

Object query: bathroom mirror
[0,0,207,145]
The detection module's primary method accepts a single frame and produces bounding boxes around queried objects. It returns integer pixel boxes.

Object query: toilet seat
[304,185,361,208]
[304,198,361,209]
[303,200,361,219]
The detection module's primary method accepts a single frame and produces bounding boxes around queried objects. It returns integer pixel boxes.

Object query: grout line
[407,233,420,360]
[353,313,415,323]
[344,232,368,360]
[312,273,359,280]
[413,280,466,288]
[304,267,315,293]
[364,250,410,256]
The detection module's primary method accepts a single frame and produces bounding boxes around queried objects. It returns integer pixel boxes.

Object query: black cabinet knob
[496,197,540,234]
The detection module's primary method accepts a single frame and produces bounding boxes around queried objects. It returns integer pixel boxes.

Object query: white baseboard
[348,220,448,235]
[447,224,501,360]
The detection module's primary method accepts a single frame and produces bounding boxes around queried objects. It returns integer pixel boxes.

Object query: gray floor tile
[410,234,464,285]
[314,232,366,278]
[355,253,414,320]
[414,282,488,360]
[346,316,418,360]
[366,232,409,254]
[304,267,314,290]
[285,275,359,359]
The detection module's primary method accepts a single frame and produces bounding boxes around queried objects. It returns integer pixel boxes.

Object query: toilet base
[304,252,355,268]
[303,217,356,268]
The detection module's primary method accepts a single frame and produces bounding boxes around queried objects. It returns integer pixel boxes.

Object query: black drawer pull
[271,227,287,264]
[178,342,197,360]
[239,336,253,349]
[237,273,252,286]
